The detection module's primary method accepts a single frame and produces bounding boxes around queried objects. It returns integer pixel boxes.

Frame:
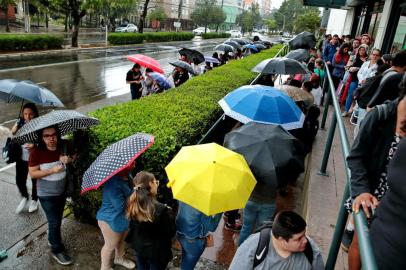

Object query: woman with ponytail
[126,171,175,270]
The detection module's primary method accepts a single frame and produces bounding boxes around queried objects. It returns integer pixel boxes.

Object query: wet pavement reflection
[0,39,220,124]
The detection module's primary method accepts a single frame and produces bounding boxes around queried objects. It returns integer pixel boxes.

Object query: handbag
[2,138,22,164]
[62,143,76,197]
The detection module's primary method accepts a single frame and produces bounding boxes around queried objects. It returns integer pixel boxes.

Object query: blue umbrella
[218,85,305,130]
[148,72,172,90]
[204,56,220,64]
[243,44,259,52]
[0,79,64,107]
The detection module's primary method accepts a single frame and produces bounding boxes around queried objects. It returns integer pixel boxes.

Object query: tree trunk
[37,13,40,27]
[5,10,10,32]
[46,12,49,29]
[64,12,68,32]
[138,0,150,34]
[71,10,86,47]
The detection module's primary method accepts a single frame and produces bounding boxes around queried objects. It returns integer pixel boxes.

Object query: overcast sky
[271,0,283,9]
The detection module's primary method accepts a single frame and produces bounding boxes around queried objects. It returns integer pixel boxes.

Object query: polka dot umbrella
[81,133,154,194]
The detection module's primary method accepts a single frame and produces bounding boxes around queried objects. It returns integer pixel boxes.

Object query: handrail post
[318,112,336,176]
[320,72,330,129]
[354,212,378,270]
[325,184,350,270]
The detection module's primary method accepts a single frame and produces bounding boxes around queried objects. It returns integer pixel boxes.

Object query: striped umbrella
[13,110,100,144]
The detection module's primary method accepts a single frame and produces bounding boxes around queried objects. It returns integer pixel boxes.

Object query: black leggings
[16,159,37,201]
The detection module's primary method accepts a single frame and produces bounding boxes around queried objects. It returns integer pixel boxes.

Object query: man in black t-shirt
[126,64,143,100]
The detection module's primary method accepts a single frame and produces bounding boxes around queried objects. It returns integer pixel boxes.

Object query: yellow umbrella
[165,143,256,216]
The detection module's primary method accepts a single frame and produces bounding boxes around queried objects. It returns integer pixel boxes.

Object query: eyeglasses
[154,180,160,186]
[43,133,57,139]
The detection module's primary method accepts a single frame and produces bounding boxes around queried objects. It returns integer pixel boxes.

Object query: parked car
[115,23,138,33]
[227,30,242,38]
[193,27,211,35]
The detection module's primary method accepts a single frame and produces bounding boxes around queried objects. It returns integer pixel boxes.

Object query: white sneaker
[28,200,39,213]
[114,257,135,269]
[16,197,28,214]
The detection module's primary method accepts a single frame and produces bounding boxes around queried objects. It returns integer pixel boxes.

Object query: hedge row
[0,34,63,51]
[202,32,231,39]
[108,32,194,45]
[70,45,282,222]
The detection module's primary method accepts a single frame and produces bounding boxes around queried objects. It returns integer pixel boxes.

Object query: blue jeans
[345,81,359,112]
[177,235,206,270]
[136,255,166,270]
[39,195,66,254]
[238,201,276,246]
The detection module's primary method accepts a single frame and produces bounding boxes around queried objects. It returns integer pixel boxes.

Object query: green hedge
[0,34,63,51]
[202,32,231,39]
[70,45,282,222]
[108,32,194,45]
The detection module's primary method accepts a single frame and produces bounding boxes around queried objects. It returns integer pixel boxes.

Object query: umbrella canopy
[285,49,311,63]
[127,54,164,74]
[0,79,64,107]
[252,57,309,75]
[214,44,235,54]
[230,38,250,45]
[288,31,317,50]
[165,143,256,215]
[255,40,272,47]
[254,43,267,50]
[243,44,259,52]
[224,123,305,187]
[81,133,154,194]
[148,72,172,90]
[204,56,220,64]
[179,48,205,64]
[170,60,195,75]
[218,85,305,130]
[224,40,241,49]
[13,110,100,144]
[277,85,314,102]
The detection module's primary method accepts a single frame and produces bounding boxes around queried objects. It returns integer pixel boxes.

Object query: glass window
[391,9,406,53]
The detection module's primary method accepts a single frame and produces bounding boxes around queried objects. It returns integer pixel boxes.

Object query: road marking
[0,163,16,172]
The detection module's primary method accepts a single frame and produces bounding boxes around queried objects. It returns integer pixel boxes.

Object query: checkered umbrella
[13,110,100,144]
[81,133,154,194]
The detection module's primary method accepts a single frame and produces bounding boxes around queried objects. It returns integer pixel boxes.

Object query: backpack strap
[376,103,389,121]
[253,226,272,268]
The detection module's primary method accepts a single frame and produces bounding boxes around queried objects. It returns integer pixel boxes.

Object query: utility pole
[177,0,183,31]
[23,0,31,33]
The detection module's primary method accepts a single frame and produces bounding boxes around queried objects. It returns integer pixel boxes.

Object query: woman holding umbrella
[11,103,39,214]
[173,67,189,87]
[126,171,175,270]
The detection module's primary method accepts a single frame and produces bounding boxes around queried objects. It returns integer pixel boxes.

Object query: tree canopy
[191,0,226,32]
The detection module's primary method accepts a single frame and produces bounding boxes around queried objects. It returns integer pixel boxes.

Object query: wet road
[0,38,223,125]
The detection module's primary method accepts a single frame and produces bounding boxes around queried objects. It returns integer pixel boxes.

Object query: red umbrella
[127,54,164,74]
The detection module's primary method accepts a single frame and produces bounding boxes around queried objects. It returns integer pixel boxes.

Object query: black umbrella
[252,57,309,75]
[255,40,272,47]
[81,133,154,194]
[0,79,64,107]
[224,40,241,49]
[224,123,305,187]
[179,48,205,64]
[230,38,250,45]
[285,49,311,62]
[254,43,267,50]
[288,31,317,50]
[170,60,195,75]
[13,110,100,144]
[214,44,235,54]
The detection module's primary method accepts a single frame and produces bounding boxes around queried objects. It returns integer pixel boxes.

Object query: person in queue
[126,171,175,270]
[96,162,136,270]
[11,102,39,213]
[28,125,76,265]
[126,64,143,100]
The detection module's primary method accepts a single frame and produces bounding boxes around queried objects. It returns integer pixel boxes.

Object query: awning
[302,0,346,8]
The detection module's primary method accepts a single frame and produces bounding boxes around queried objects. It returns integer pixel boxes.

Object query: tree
[191,0,225,33]
[0,0,15,32]
[236,3,261,35]
[275,0,318,33]
[148,7,166,30]
[265,18,277,31]
[295,9,320,33]
[93,0,137,32]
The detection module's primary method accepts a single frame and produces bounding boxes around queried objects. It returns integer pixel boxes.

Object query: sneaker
[28,200,39,213]
[341,229,354,252]
[114,257,135,269]
[51,252,73,265]
[224,222,242,232]
[16,197,28,214]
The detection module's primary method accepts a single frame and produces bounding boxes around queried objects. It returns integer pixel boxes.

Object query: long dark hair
[21,103,39,118]
[36,125,63,150]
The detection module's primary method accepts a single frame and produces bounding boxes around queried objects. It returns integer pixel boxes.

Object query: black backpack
[2,138,22,164]
[354,74,383,109]
[253,222,313,268]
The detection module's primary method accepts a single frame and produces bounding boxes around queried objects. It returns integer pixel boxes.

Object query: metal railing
[320,65,378,270]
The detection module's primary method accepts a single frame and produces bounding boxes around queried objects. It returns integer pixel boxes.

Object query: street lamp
[272,11,286,35]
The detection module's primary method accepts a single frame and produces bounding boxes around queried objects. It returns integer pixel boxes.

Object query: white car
[115,24,138,33]
[193,27,211,35]
[227,30,242,38]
